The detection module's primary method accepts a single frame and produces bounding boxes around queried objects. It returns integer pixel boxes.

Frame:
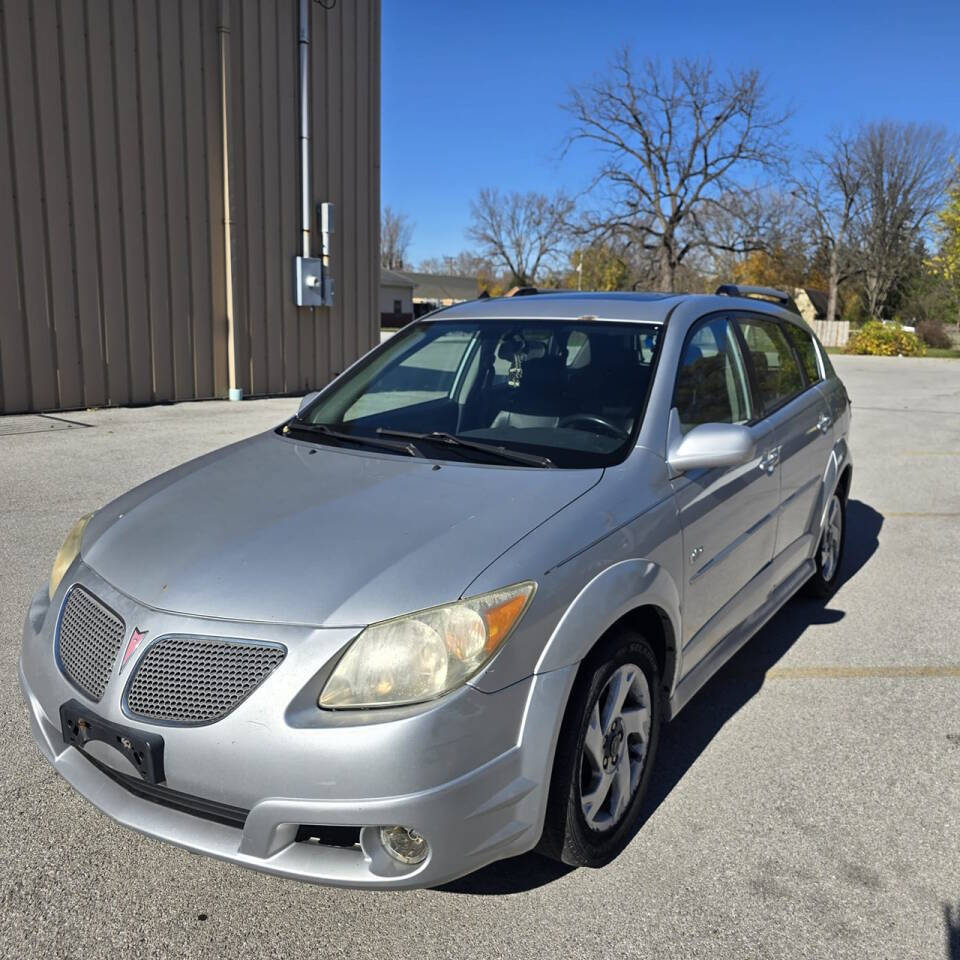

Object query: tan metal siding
[113,0,152,405]
[0,0,380,413]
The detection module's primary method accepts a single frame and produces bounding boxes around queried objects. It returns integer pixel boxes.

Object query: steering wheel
[557,414,630,440]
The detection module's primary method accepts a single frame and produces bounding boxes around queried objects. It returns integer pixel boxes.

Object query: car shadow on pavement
[438,499,883,896]
[946,902,960,960]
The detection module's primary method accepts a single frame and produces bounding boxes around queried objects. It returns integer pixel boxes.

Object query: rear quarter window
[784,323,823,383]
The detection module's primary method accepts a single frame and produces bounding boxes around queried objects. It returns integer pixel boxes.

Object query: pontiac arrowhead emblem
[120,627,149,672]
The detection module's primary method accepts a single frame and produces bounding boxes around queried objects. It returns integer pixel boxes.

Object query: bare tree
[467,188,575,287]
[418,250,494,278]
[380,206,414,270]
[792,131,864,323]
[564,51,789,292]
[853,122,953,319]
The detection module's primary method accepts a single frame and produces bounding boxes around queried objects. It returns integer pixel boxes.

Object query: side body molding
[534,558,682,694]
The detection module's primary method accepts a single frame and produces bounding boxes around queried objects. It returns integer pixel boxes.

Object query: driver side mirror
[297,391,321,417]
[667,417,755,474]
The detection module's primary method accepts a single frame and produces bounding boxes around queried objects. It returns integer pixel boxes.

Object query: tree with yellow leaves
[928,167,960,330]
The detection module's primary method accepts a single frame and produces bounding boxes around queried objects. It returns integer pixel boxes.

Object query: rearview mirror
[667,421,755,473]
[297,391,321,416]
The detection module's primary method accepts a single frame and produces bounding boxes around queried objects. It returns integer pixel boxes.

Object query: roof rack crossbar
[715,284,800,315]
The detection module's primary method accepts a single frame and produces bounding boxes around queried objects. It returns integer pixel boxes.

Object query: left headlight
[49,514,92,600]
[319,582,536,709]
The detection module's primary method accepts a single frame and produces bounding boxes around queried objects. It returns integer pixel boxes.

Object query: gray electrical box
[294,256,329,307]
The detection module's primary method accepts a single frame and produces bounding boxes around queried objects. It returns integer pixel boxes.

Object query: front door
[670,313,781,674]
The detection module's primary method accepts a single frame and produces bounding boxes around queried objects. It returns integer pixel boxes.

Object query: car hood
[82,432,602,626]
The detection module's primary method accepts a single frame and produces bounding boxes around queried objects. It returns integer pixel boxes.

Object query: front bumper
[19,564,575,888]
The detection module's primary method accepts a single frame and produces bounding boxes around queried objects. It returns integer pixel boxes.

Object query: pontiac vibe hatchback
[20,286,851,888]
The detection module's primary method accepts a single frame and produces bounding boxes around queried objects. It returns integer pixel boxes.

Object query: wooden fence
[810,320,850,348]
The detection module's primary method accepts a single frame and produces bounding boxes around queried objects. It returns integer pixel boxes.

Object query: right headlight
[318,582,536,709]
[48,513,92,600]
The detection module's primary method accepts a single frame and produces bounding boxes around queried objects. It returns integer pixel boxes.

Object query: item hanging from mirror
[507,351,524,388]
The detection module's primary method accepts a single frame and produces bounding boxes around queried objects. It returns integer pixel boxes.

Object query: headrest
[497,337,547,362]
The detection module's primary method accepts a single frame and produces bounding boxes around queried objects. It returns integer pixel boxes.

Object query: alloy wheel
[820,495,843,582]
[579,663,652,831]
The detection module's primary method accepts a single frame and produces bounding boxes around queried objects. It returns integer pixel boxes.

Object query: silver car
[19,286,851,889]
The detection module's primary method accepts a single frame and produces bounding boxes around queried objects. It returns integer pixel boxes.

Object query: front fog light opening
[380,825,429,865]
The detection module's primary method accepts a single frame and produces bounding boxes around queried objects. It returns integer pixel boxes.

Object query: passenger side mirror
[667,417,755,474]
[298,391,321,416]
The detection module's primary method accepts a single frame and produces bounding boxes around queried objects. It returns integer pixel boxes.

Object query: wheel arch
[535,559,682,699]
[836,462,853,502]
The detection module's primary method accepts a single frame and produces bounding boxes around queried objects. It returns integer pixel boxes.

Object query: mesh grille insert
[126,637,286,725]
[57,587,126,702]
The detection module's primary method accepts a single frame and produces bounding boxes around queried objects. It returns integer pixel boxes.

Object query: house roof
[380,268,415,289]
[803,288,829,317]
[393,271,482,302]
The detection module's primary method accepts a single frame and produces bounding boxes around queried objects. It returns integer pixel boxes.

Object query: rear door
[670,314,781,674]
[735,315,833,585]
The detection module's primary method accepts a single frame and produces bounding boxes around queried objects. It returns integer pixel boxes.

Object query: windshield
[295,319,662,468]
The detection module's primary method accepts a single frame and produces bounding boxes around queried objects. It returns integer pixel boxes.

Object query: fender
[811,436,852,555]
[534,558,682,695]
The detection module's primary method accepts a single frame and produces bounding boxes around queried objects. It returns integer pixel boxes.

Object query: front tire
[805,492,845,598]
[539,628,662,868]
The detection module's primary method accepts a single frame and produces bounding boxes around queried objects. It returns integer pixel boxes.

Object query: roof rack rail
[715,284,800,315]
[505,285,539,297]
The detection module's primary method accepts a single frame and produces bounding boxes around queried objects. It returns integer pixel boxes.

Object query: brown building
[0,0,380,414]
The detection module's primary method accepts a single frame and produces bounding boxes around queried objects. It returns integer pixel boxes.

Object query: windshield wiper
[376,429,553,468]
[285,420,423,458]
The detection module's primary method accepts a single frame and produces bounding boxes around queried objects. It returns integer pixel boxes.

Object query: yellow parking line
[766,665,960,679]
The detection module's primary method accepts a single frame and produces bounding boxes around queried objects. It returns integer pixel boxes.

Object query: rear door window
[735,317,805,414]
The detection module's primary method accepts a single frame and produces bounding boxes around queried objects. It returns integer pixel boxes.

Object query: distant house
[379,269,482,327]
[793,287,851,347]
[793,288,831,323]
[404,272,483,315]
[380,269,415,328]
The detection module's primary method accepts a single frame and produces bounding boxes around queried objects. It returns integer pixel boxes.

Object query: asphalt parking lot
[1,355,958,960]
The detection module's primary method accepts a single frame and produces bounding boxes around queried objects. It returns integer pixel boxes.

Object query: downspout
[218,0,241,400]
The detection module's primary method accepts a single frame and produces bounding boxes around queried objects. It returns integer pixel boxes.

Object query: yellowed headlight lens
[319,581,536,709]
[48,514,92,600]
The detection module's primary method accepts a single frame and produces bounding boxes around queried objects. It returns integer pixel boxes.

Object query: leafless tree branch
[563,51,790,292]
[466,188,575,286]
[380,206,414,270]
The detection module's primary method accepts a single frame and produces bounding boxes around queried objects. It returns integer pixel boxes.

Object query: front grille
[57,587,126,702]
[125,636,286,725]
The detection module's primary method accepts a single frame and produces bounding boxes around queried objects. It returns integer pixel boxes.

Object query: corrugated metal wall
[0,0,380,414]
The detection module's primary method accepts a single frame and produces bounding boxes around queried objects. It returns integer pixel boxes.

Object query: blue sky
[381,0,960,266]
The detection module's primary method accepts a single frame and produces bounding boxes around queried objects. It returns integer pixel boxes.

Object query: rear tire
[538,628,662,868]
[805,491,845,598]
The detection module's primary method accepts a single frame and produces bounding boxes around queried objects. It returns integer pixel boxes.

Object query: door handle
[759,447,780,472]
[817,413,832,433]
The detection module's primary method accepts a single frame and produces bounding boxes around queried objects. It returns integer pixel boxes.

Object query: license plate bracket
[60,699,165,784]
